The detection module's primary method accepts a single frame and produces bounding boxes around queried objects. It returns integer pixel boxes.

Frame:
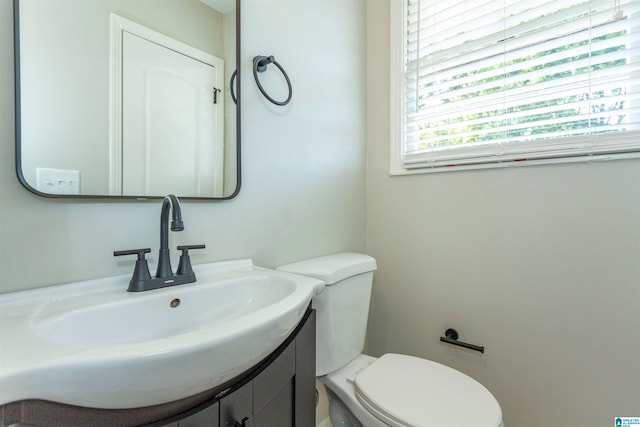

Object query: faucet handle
[114,248,152,287]
[176,245,205,276]
[113,248,152,258]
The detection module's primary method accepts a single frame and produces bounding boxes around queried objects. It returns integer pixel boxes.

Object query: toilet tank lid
[276,252,377,285]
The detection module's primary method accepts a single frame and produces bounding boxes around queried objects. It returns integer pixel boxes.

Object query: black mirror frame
[13,0,241,201]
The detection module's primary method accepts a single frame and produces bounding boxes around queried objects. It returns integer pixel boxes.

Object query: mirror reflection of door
[110,15,224,198]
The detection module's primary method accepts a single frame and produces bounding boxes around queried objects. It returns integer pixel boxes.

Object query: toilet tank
[277,253,377,376]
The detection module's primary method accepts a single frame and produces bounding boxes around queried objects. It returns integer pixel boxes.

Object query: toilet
[277,253,504,427]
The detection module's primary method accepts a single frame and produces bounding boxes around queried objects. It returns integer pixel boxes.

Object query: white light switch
[36,168,81,195]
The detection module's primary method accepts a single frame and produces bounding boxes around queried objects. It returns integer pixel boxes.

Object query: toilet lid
[354,354,502,427]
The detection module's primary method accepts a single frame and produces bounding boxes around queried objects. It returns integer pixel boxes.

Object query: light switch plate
[36,168,81,195]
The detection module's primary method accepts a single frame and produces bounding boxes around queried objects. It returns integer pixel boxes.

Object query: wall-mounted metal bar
[439,328,485,353]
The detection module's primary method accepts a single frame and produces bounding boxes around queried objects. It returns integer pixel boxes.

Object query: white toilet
[277,253,504,427]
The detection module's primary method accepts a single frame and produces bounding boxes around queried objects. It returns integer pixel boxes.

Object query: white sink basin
[0,259,324,409]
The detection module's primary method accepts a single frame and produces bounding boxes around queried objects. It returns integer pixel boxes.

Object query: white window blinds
[399,0,640,171]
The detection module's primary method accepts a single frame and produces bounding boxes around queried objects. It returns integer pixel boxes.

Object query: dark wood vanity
[0,308,316,427]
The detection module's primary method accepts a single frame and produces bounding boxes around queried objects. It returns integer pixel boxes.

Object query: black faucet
[114,195,205,292]
[156,194,184,278]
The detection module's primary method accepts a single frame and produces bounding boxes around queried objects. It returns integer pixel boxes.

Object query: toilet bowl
[277,253,504,427]
[321,354,504,427]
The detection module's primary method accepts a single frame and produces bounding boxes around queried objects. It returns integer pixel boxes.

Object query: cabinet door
[253,379,293,427]
[220,381,252,427]
[252,342,295,427]
[178,401,219,427]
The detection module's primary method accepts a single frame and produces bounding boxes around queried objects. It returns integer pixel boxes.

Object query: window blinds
[402,0,640,169]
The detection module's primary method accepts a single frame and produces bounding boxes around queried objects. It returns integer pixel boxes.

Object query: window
[390,0,640,173]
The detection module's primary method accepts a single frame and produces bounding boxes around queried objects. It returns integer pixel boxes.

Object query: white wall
[0,0,367,293]
[366,1,640,426]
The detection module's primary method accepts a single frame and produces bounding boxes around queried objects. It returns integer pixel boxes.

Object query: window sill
[389,152,640,176]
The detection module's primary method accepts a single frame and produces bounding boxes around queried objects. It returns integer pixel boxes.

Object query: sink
[0,259,324,409]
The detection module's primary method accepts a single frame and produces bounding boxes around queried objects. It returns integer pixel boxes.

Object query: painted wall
[365,1,640,426]
[0,0,367,293]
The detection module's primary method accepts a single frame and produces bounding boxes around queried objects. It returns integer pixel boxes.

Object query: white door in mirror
[121,32,224,197]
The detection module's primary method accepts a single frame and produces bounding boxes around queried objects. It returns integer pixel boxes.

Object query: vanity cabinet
[0,308,315,427]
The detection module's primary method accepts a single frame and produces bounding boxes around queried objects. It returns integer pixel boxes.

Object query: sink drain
[170,298,181,308]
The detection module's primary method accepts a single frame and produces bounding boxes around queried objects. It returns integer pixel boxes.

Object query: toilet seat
[354,354,502,427]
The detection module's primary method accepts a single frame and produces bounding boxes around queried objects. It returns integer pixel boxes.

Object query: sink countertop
[0,259,324,409]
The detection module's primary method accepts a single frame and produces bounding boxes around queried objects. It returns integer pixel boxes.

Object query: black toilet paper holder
[439,328,485,353]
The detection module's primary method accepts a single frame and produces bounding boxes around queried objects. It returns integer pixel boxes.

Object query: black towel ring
[252,55,292,106]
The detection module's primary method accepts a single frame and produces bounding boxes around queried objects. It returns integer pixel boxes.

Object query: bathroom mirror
[14,0,240,199]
